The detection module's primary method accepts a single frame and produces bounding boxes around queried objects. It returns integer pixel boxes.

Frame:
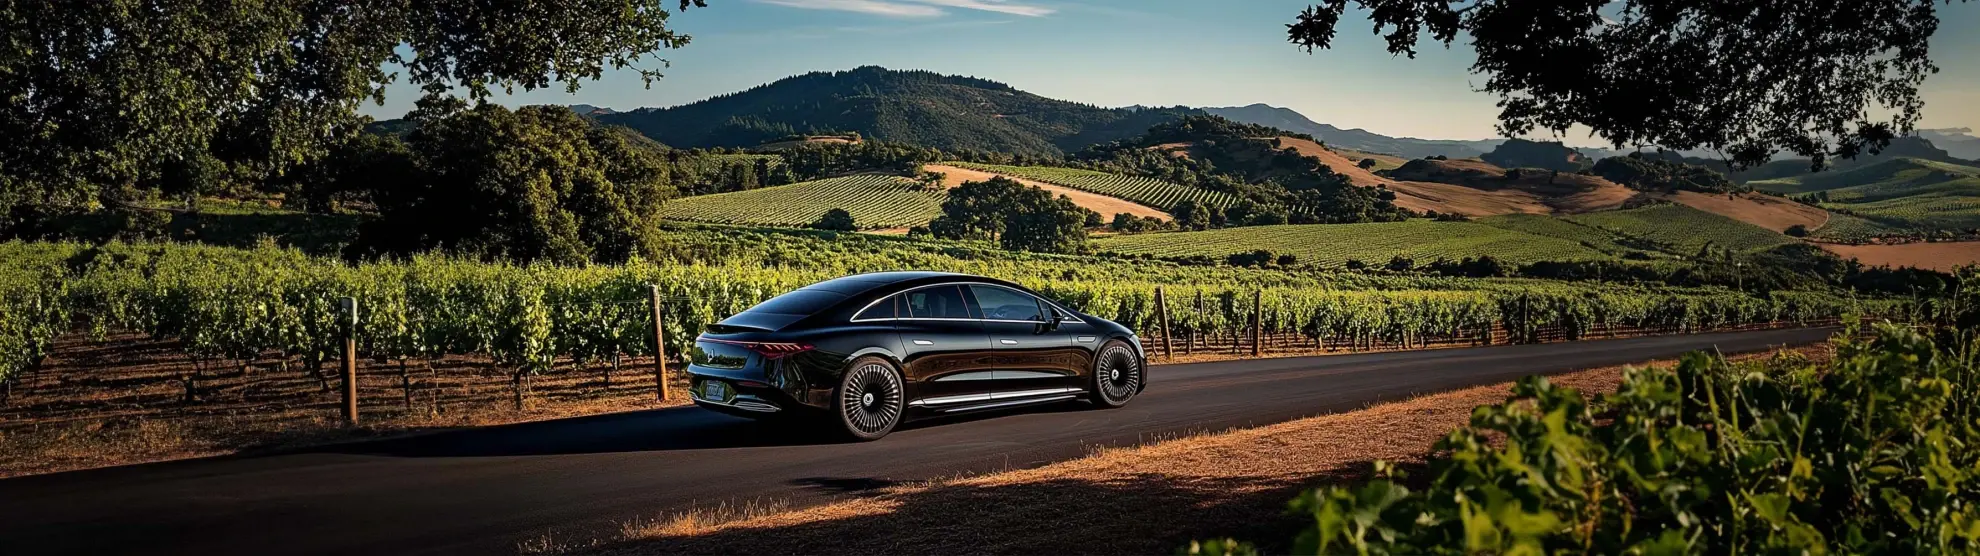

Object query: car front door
[893,285,998,407]
[966,285,1079,397]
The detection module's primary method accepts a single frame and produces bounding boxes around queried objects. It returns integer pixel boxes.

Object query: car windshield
[743,290,846,315]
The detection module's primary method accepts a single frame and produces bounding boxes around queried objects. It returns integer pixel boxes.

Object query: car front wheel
[1090,340,1142,408]
[833,356,905,441]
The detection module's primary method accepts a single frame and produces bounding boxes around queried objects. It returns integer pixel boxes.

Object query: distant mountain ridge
[594,66,1202,157]
[1201,104,1503,160]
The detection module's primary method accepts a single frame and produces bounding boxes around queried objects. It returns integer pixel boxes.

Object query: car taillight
[702,338,815,360]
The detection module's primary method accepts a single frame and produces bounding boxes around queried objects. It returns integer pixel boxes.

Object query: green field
[1476,213,1644,256]
[939,161,1240,210]
[1563,204,1791,254]
[656,174,942,229]
[1093,220,1611,267]
[1751,158,1980,241]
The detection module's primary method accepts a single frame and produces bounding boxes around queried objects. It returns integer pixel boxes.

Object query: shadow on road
[324,400,1100,458]
[583,458,1435,555]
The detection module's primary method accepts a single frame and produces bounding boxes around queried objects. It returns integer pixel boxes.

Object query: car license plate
[702,381,729,401]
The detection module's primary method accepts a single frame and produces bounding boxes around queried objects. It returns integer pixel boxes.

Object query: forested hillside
[595,67,1199,156]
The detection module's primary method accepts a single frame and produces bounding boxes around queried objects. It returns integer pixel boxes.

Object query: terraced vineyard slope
[1093,220,1611,267]
[1565,204,1792,254]
[938,161,1240,210]
[1749,158,1980,242]
[1476,213,1644,256]
[656,174,942,229]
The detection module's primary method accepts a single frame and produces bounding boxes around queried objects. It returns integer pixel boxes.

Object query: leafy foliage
[929,177,1089,253]
[809,208,857,232]
[1,0,701,223]
[1592,152,1742,193]
[1479,139,1590,173]
[347,103,675,264]
[1284,0,1966,170]
[1241,322,1980,554]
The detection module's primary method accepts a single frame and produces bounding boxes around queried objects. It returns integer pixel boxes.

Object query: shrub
[1204,323,1980,554]
[810,208,857,232]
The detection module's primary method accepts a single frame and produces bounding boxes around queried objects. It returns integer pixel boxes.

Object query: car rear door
[966,285,1080,397]
[893,285,998,406]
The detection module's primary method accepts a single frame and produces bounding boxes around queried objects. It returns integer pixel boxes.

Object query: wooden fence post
[649,285,671,402]
[1154,287,1174,361]
[1251,290,1263,357]
[339,296,359,426]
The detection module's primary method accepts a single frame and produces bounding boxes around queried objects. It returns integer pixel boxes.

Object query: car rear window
[854,295,897,320]
[905,286,972,319]
[743,290,846,315]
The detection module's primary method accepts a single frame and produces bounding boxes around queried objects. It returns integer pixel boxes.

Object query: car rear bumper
[685,364,821,417]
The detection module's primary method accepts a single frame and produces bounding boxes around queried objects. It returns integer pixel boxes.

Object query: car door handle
[912,339,935,346]
[999,339,1019,345]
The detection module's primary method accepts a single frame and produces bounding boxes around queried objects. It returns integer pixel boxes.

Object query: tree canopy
[1285,0,1967,169]
[1,0,704,225]
[928,177,1088,253]
[346,103,675,264]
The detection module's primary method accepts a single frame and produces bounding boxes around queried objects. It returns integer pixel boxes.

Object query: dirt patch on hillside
[1818,241,1980,271]
[923,164,1171,221]
[1659,191,1830,233]
[569,345,1831,556]
[1270,137,1632,217]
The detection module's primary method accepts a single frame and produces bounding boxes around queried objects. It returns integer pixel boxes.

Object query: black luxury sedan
[685,271,1147,440]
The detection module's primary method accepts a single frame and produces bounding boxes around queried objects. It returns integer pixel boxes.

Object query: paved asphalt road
[0,327,1835,555]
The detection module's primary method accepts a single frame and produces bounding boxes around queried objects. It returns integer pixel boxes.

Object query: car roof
[798,271,1017,296]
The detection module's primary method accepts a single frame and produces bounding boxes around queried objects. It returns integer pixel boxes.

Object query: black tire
[1089,340,1143,409]
[832,356,906,441]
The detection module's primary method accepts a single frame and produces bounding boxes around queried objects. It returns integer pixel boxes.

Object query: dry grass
[555,344,1831,555]
[1818,240,1980,271]
[1661,190,1831,233]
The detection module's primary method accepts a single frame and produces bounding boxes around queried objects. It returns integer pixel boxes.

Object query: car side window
[904,286,972,319]
[853,295,896,321]
[968,286,1044,322]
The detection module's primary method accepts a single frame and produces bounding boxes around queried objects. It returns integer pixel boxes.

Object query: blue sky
[360,0,1980,145]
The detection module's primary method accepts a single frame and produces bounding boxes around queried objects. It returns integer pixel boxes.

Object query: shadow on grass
[595,458,1434,555]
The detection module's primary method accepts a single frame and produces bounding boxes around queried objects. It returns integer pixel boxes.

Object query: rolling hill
[1201,104,1502,159]
[596,67,1198,156]
[656,174,943,229]
[1564,204,1793,254]
[1750,157,1980,242]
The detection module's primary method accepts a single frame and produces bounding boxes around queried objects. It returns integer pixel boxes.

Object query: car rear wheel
[1090,340,1142,409]
[834,356,905,441]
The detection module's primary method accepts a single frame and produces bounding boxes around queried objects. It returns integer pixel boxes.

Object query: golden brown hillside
[1656,191,1828,233]
[922,164,1172,221]
[1278,137,1632,216]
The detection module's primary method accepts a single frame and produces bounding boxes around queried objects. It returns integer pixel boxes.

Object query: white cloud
[752,0,945,18]
[753,0,1054,18]
[904,0,1054,17]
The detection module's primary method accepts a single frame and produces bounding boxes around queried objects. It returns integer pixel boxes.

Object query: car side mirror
[1044,312,1063,331]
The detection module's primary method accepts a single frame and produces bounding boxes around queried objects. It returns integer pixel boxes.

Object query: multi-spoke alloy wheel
[836,358,904,441]
[1092,341,1142,408]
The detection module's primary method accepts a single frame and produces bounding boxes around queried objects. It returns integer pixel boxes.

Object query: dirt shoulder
[541,344,1831,555]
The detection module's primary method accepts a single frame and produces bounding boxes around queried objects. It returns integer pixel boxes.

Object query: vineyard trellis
[0,240,1913,413]
[939,161,1241,211]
